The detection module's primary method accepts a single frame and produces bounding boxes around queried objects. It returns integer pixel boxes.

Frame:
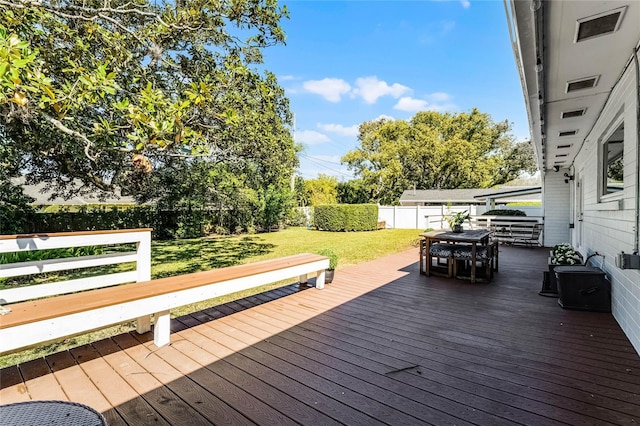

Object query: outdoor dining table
[419,229,492,284]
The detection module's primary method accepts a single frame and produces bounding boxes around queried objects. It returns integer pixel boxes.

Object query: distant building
[13,177,135,206]
[399,186,541,207]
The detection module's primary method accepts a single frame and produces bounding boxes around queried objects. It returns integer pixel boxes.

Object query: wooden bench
[470,216,543,247]
[0,230,329,355]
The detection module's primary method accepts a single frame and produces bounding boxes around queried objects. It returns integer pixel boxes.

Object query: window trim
[598,115,625,202]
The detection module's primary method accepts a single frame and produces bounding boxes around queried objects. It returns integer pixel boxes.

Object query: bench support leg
[299,273,308,285]
[316,270,326,290]
[136,315,151,334]
[153,310,171,348]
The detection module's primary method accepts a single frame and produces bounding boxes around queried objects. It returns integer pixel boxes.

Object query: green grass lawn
[0,227,420,367]
[150,227,420,277]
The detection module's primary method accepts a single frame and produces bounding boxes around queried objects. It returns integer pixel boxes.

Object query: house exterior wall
[572,51,640,353]
[542,171,571,247]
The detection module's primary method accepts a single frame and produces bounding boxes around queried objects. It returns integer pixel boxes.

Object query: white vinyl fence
[378,205,543,230]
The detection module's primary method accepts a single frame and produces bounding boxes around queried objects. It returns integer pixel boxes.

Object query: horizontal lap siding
[572,51,640,353]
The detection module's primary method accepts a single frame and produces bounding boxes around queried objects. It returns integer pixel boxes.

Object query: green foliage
[1,1,296,206]
[285,208,309,227]
[316,248,338,270]
[446,210,471,228]
[337,179,371,204]
[342,110,538,204]
[0,177,35,234]
[482,209,526,216]
[258,185,292,231]
[303,174,338,206]
[0,246,103,265]
[314,204,378,232]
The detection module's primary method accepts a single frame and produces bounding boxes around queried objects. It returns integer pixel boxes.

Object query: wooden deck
[2,245,640,425]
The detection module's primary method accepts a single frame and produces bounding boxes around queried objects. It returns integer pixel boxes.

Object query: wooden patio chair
[452,243,495,281]
[428,243,455,278]
[511,223,543,247]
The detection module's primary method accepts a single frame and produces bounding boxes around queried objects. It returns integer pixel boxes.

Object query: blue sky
[261,0,529,180]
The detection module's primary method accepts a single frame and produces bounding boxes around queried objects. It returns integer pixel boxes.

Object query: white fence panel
[379,205,543,229]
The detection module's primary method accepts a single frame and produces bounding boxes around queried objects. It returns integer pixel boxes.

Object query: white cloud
[353,76,411,104]
[302,78,351,102]
[295,130,330,145]
[317,123,359,137]
[394,93,457,112]
[394,97,429,112]
[426,92,452,102]
[374,114,395,122]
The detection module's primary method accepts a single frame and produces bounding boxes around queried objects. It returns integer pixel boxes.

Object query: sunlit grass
[0,227,420,367]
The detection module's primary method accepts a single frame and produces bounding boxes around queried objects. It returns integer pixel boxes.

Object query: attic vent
[575,7,626,42]
[559,130,578,137]
[567,76,599,92]
[561,108,586,119]
[557,144,572,149]
[555,154,568,158]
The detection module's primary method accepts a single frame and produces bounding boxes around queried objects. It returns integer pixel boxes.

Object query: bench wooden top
[0,253,327,329]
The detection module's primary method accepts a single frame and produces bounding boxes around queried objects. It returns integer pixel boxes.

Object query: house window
[601,122,624,195]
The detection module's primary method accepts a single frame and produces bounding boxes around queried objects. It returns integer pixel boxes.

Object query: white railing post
[136,230,152,282]
[136,230,153,334]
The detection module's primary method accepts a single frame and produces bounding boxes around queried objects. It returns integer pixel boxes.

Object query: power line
[298,155,352,178]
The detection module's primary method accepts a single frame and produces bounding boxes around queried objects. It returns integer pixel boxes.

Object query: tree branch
[42,113,98,162]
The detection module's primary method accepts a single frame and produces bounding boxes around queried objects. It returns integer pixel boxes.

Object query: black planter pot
[325,269,335,284]
[452,224,463,233]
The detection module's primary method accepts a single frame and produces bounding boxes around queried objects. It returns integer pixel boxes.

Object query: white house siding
[572,51,640,353]
[542,172,571,247]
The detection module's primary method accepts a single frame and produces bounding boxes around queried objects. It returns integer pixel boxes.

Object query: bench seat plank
[1,253,328,330]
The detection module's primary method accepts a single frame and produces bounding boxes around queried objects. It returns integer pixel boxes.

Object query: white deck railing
[0,229,151,305]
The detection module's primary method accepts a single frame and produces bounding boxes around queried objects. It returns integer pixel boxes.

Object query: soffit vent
[559,130,578,137]
[567,76,599,92]
[561,108,586,119]
[575,7,626,42]
[557,144,573,149]
[555,154,568,158]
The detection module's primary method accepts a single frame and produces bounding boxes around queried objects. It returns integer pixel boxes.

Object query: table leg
[419,239,425,275]
[471,242,477,284]
[425,239,431,276]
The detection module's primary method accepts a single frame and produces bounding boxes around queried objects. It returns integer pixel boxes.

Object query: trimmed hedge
[18,207,216,240]
[482,209,526,216]
[313,204,378,231]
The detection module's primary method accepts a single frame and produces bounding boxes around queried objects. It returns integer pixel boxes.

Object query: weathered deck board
[1,245,640,425]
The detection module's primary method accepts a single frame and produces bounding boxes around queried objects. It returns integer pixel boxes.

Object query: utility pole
[291,113,296,191]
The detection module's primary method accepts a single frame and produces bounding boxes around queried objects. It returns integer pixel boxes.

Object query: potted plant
[316,248,338,283]
[446,210,471,233]
[541,243,584,296]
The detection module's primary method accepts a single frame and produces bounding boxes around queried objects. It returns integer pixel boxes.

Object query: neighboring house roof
[473,186,542,200]
[12,177,135,205]
[399,186,541,205]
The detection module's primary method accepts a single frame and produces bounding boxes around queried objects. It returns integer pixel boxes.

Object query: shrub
[316,248,338,270]
[482,209,526,216]
[551,243,583,265]
[286,208,308,227]
[314,204,378,232]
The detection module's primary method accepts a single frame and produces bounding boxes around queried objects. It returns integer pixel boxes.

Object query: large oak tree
[342,109,537,205]
[1,0,297,204]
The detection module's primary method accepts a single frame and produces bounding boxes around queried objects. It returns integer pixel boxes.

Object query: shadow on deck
[2,245,640,425]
